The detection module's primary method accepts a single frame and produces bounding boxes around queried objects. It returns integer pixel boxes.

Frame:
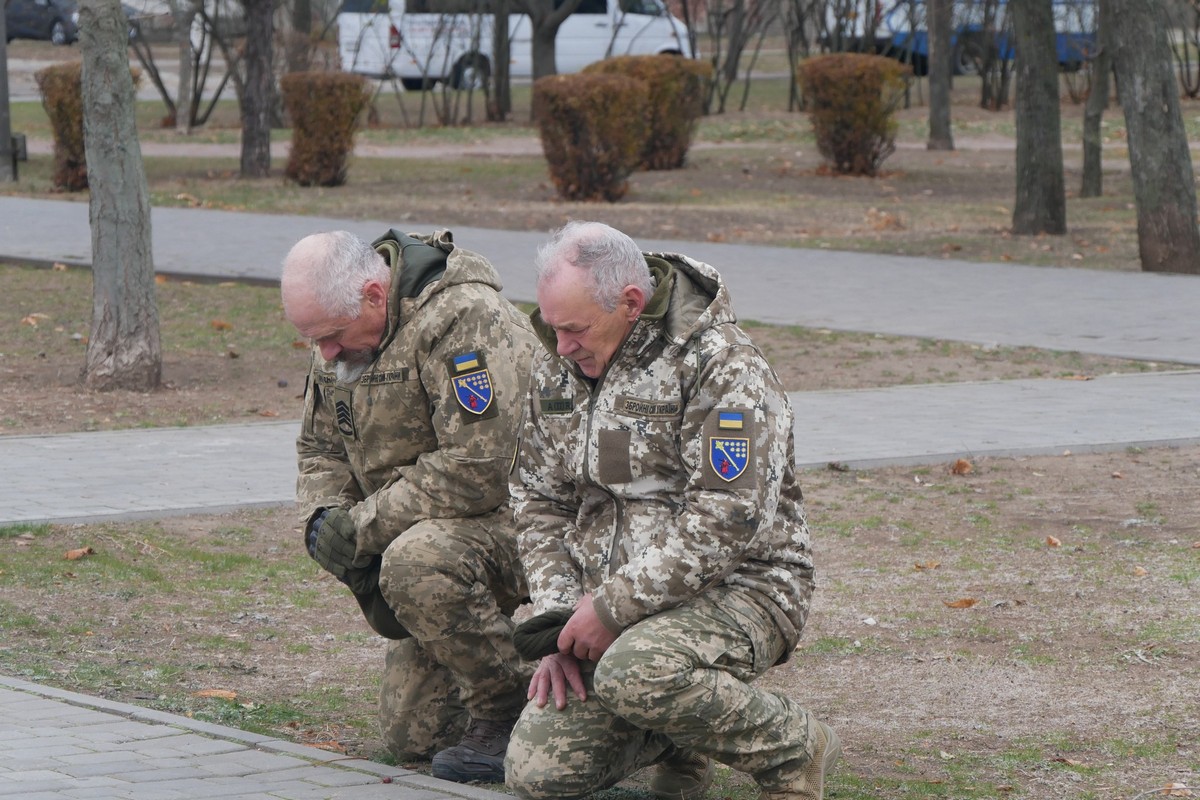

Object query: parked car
[5,0,142,44]
[5,0,79,44]
[338,0,693,90]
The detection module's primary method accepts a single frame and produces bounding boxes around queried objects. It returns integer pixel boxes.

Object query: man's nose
[319,340,343,361]
[556,336,577,357]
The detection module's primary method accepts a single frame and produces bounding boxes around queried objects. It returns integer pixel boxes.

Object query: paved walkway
[2,195,1200,797]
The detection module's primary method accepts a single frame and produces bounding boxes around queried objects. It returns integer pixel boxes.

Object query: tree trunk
[0,10,14,183]
[1010,0,1066,235]
[169,0,198,133]
[927,0,954,150]
[489,10,512,120]
[1109,0,1200,273]
[530,19,561,81]
[240,0,274,178]
[1080,0,1111,198]
[78,0,162,391]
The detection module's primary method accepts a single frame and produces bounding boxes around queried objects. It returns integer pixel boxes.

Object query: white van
[338,0,692,90]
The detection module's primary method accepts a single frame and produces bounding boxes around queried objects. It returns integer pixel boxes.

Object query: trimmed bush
[280,71,371,187]
[582,55,712,171]
[36,61,143,191]
[533,73,649,202]
[797,53,912,177]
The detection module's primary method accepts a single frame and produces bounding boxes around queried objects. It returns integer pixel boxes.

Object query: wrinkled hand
[528,652,587,711]
[558,594,618,663]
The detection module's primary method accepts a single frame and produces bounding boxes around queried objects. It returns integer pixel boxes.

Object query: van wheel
[450,54,490,91]
[952,35,983,76]
[50,20,70,45]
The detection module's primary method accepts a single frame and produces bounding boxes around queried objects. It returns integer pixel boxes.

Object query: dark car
[5,0,79,44]
[5,0,141,44]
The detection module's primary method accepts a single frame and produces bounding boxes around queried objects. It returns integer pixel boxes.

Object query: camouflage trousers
[504,585,820,799]
[377,513,533,761]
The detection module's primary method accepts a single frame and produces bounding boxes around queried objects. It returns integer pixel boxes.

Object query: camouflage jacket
[297,229,537,557]
[511,253,814,654]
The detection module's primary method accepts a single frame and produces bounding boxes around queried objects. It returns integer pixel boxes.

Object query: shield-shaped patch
[709,436,750,482]
[453,368,494,415]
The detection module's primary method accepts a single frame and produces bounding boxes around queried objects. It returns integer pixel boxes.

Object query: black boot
[430,717,515,784]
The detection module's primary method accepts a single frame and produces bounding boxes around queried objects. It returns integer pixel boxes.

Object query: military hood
[532,252,737,360]
[372,228,506,348]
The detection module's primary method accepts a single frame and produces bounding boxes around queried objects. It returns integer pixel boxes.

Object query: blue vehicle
[878,0,1096,75]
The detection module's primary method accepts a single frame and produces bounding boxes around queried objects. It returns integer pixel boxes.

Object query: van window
[619,0,664,15]
[343,0,387,12]
[554,0,606,13]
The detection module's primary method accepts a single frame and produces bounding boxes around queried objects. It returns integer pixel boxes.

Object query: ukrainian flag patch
[453,352,481,372]
[718,411,744,430]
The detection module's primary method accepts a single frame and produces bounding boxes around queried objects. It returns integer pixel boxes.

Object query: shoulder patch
[704,408,754,486]
[448,350,496,420]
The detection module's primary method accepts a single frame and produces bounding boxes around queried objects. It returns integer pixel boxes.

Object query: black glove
[308,508,361,582]
[513,609,573,660]
[305,509,328,558]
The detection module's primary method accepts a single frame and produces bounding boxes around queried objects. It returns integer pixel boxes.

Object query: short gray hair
[534,221,651,312]
[282,231,390,318]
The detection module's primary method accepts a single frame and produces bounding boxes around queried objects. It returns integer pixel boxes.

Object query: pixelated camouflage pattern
[296,229,538,557]
[511,252,814,655]
[379,637,467,760]
[378,513,533,723]
[504,586,819,799]
[293,229,537,742]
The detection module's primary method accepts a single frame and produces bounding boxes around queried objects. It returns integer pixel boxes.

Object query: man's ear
[621,284,647,321]
[362,279,387,309]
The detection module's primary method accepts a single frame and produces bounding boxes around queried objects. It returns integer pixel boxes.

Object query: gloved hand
[513,609,573,660]
[308,507,360,583]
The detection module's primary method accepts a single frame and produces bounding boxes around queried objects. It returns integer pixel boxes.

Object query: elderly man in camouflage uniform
[281,229,537,784]
[505,221,839,800]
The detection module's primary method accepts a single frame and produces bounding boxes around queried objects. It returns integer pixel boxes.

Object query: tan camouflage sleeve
[510,365,587,616]
[593,340,798,631]
[351,288,535,555]
[295,353,364,526]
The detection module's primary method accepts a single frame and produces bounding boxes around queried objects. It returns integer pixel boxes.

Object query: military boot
[649,746,715,800]
[760,720,840,800]
[430,717,515,784]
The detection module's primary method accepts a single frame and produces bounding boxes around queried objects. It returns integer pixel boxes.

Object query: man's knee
[592,643,692,721]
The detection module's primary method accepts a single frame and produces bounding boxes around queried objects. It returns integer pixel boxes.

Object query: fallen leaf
[1111,472,1123,479]
[292,340,310,349]
[210,320,233,331]
[155,274,168,284]
[64,546,95,560]
[1052,757,1085,766]
[193,689,238,700]
[20,313,50,327]
[1058,374,1093,381]
[915,560,941,570]
[259,409,279,417]
[1132,566,1149,577]
[1046,536,1062,548]
[52,262,68,271]
[943,598,977,609]
[950,458,972,475]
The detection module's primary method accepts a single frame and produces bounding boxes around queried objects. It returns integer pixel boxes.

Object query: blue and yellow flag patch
[451,351,493,415]
[718,411,744,430]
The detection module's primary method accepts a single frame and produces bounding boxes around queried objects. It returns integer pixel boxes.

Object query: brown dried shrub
[533,73,649,202]
[280,71,372,187]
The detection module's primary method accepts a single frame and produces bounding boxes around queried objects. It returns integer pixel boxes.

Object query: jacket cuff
[591,593,625,637]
